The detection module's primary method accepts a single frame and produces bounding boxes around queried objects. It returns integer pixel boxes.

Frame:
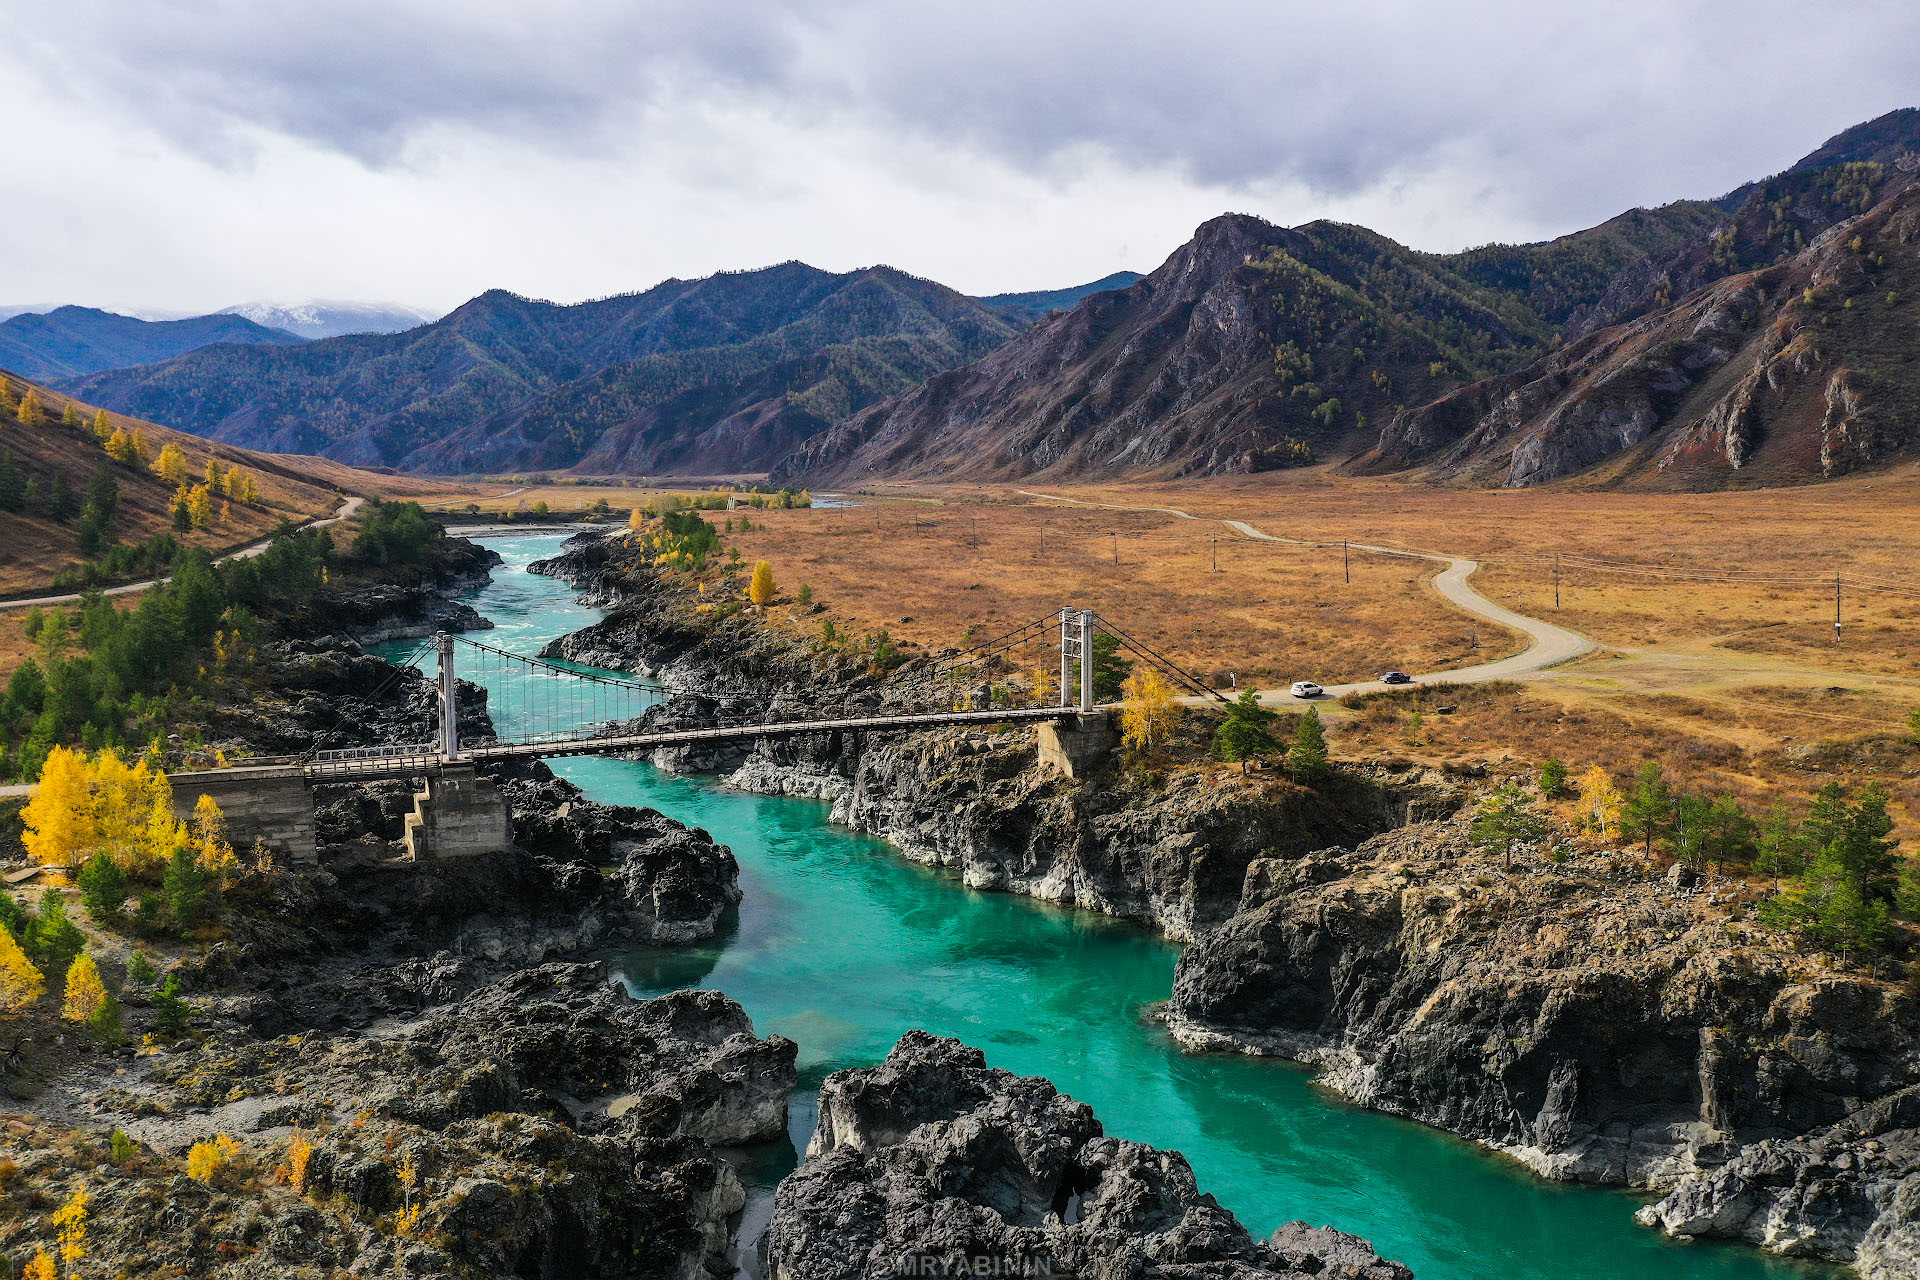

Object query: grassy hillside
[0,374,353,596]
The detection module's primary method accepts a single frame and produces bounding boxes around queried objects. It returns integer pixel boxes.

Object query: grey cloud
[21,1,1920,231]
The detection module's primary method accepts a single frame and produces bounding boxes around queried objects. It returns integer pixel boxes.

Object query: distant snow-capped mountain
[217,300,439,339]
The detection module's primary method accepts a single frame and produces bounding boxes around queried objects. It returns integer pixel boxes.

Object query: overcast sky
[8,0,1919,316]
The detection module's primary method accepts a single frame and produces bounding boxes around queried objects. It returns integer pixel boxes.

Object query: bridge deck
[168,706,1079,786]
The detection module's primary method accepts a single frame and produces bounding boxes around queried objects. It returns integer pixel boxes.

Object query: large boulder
[766,1031,1408,1280]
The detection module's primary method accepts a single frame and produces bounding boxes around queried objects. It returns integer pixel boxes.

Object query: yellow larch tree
[191,793,236,877]
[91,408,113,440]
[106,428,141,465]
[92,750,171,871]
[747,560,776,608]
[186,483,215,529]
[52,1183,88,1275]
[22,746,97,870]
[23,1249,55,1280]
[1578,765,1623,839]
[1120,668,1182,754]
[16,389,42,428]
[131,426,151,460]
[62,952,108,1024]
[0,930,45,1013]
[152,442,190,486]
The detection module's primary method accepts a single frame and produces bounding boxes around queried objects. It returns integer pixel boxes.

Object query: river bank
[532,524,1919,1279]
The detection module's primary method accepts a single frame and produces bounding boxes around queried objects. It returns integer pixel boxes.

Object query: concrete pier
[1036,710,1119,779]
[402,765,512,860]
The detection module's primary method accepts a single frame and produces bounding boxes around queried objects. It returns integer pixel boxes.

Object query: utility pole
[1343,540,1350,585]
[1835,573,1842,643]
[1212,536,1218,573]
[1112,532,1119,566]
[1554,552,1561,610]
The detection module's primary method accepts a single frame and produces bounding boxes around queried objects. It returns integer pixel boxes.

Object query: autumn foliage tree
[63,951,120,1041]
[748,559,777,607]
[0,930,45,1013]
[152,443,190,486]
[1577,765,1622,839]
[22,746,96,870]
[1120,667,1181,754]
[22,747,187,875]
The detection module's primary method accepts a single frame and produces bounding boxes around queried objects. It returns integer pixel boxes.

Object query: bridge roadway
[166,705,1078,788]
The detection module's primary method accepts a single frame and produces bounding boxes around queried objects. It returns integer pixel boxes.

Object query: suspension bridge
[147,608,1224,862]
[287,605,1221,783]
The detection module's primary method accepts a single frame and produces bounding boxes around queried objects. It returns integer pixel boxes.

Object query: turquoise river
[396,532,1836,1280]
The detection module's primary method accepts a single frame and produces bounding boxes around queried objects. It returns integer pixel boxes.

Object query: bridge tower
[1058,608,1076,709]
[1079,608,1094,712]
[435,632,459,760]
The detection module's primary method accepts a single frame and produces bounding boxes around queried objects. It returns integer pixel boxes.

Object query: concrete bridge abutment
[402,765,512,861]
[170,768,318,865]
[1036,711,1119,779]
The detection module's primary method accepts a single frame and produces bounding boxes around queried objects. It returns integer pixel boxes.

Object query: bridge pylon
[435,632,459,761]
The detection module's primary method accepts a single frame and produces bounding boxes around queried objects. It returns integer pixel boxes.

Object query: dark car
[1380,671,1412,685]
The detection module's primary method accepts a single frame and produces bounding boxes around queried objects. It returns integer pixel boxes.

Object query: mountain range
[216,300,439,340]
[0,307,303,382]
[63,263,1027,474]
[779,110,1920,489]
[44,108,1920,490]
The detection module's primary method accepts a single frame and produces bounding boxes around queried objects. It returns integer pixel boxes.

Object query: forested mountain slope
[0,307,302,381]
[66,264,1016,475]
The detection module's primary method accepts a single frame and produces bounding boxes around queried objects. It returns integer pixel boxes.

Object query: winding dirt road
[1017,490,1596,700]
[0,494,367,612]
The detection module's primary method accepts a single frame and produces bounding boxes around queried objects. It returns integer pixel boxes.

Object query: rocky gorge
[532,526,1920,1278]
[0,529,1412,1280]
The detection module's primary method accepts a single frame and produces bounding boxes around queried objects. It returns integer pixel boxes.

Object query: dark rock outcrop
[1164,819,1920,1256]
[1637,1083,1920,1280]
[49,964,796,1280]
[766,1031,1408,1280]
[281,534,502,642]
[536,534,1457,938]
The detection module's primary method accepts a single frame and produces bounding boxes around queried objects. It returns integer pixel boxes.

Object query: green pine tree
[1211,691,1278,773]
[1288,706,1329,778]
[1470,782,1551,872]
[1619,761,1672,856]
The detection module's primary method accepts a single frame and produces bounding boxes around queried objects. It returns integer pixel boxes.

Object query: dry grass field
[711,469,1920,835]
[718,497,1511,690]
[401,478,726,518]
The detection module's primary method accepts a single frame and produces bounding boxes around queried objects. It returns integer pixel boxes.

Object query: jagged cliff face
[1359,158,1920,487]
[1164,822,1920,1275]
[781,111,1920,489]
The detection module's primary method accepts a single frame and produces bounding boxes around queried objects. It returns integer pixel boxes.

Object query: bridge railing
[304,741,442,780]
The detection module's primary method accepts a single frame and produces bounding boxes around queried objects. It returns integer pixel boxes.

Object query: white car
[1289,680,1323,699]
